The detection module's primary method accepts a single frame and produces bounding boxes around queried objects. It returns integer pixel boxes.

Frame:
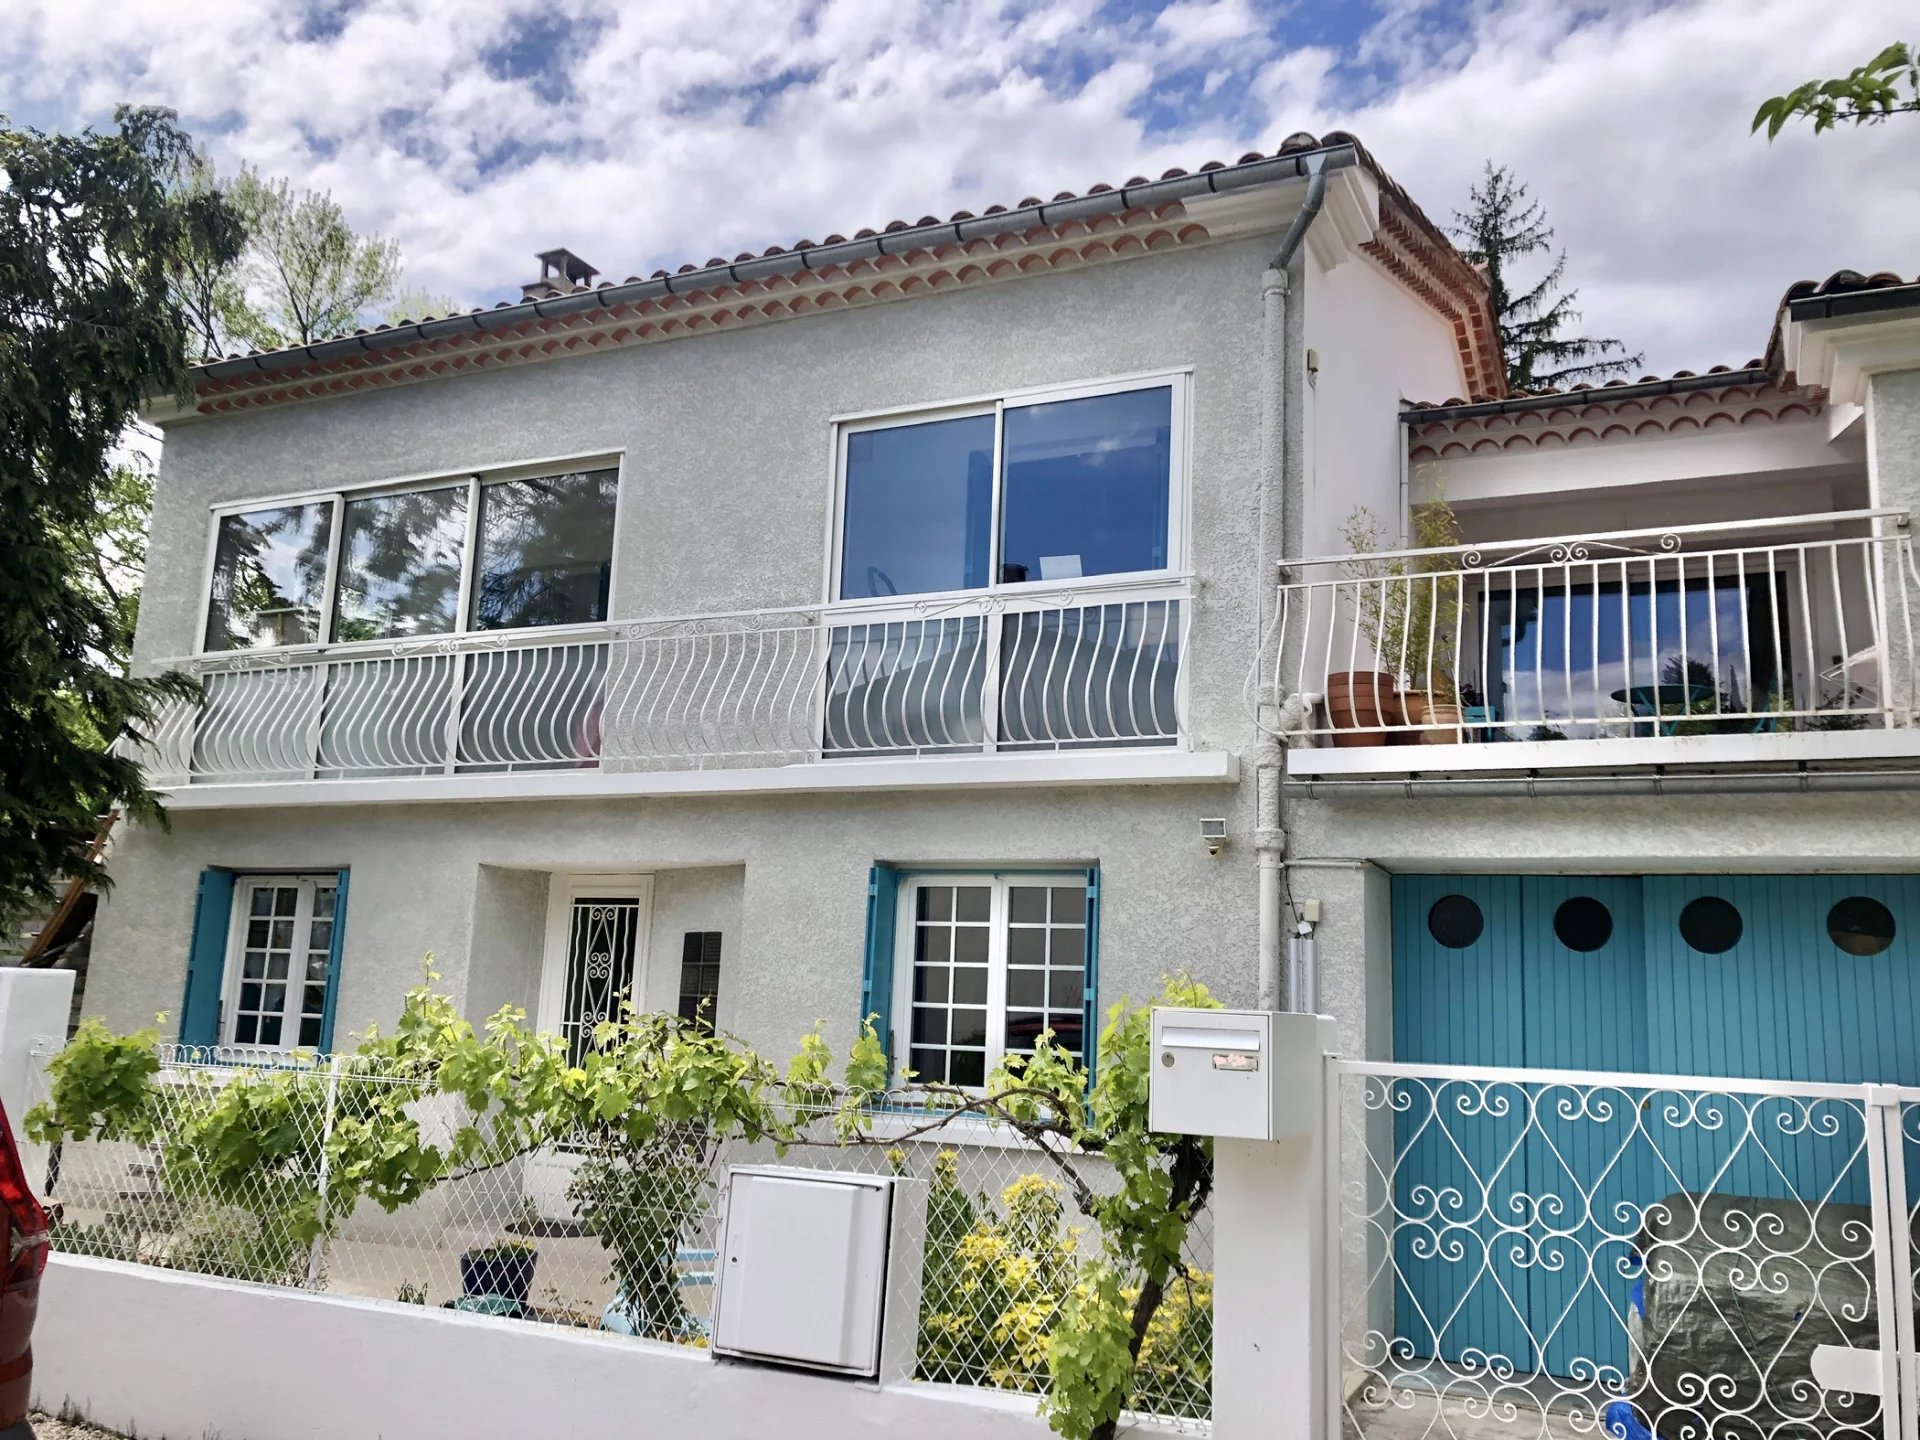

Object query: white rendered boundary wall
[35,1254,1058,1440]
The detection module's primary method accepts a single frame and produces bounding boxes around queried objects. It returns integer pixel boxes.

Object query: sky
[3,0,1912,379]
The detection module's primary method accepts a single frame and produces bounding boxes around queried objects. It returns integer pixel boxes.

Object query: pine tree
[1450,162,1642,393]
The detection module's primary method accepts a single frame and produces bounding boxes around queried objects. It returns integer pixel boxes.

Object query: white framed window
[535,874,655,1065]
[831,372,1189,604]
[221,875,341,1050]
[892,872,1089,1086]
[197,458,623,654]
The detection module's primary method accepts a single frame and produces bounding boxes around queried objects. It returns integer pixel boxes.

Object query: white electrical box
[711,1166,895,1377]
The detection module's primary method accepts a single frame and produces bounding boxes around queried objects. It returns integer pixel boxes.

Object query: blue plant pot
[460,1248,536,1305]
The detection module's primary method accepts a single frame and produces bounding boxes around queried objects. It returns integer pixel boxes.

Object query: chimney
[521,248,600,301]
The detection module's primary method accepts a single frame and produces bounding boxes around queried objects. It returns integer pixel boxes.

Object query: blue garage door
[1392,872,1920,1379]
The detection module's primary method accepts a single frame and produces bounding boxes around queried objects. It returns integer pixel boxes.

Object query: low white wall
[35,1255,1053,1440]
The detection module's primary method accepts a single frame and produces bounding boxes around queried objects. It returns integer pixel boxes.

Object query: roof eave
[189,143,1365,391]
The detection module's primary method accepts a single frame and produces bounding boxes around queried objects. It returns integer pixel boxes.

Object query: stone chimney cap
[522,248,599,300]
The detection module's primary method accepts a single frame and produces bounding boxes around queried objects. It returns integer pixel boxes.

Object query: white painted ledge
[158,748,1241,810]
[1284,727,1920,778]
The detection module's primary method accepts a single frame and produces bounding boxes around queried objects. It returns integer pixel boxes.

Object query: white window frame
[535,873,656,1049]
[890,870,1089,1086]
[219,873,341,1053]
[824,370,1192,611]
[193,449,627,657]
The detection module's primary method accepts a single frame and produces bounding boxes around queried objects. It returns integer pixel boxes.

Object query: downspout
[1255,155,1330,1014]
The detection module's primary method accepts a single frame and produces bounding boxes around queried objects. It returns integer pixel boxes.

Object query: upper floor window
[834,376,1183,602]
[202,465,619,652]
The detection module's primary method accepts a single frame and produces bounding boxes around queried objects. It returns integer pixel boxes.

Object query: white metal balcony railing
[1268,510,1919,746]
[139,582,1190,787]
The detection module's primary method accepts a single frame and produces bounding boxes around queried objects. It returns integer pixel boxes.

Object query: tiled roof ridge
[1406,373,1827,462]
[1764,267,1920,370]
[1405,361,1773,412]
[194,136,1347,369]
[190,202,1220,416]
[192,131,1493,372]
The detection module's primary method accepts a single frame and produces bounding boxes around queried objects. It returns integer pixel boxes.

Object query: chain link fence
[36,1050,1211,1426]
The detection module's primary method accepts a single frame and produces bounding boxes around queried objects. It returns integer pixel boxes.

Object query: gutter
[1254,153,1331,1014]
[1398,366,1775,426]
[193,144,1363,388]
[1281,768,1920,800]
[1787,283,1920,326]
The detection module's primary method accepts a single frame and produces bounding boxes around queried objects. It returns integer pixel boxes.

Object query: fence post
[0,969,75,1193]
[306,1053,345,1290]
[1209,1013,1339,1440]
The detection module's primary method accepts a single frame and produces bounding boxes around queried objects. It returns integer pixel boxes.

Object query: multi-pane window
[898,874,1089,1086]
[836,378,1181,602]
[677,931,723,1026]
[201,466,619,653]
[223,876,339,1050]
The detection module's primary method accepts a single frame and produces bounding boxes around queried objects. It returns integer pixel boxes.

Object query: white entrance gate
[1331,1061,1920,1440]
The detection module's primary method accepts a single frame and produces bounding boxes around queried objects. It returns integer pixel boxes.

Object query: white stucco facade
[92,160,1474,1068]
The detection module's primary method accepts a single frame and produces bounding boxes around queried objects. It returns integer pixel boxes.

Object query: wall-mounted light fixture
[1200,818,1228,856]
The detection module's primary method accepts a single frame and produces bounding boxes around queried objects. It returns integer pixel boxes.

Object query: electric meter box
[1148,1008,1331,1141]
[711,1166,896,1377]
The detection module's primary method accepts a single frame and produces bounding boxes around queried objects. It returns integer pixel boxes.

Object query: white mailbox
[711,1166,896,1377]
[1148,1008,1332,1140]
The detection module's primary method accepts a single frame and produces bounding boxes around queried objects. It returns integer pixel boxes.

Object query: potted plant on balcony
[1337,498,1463,744]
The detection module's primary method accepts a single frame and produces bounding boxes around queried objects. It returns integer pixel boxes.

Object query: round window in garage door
[1552,896,1613,952]
[1679,896,1743,954]
[1828,896,1897,957]
[1426,894,1484,949]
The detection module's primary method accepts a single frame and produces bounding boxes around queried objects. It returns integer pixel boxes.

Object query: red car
[0,1104,46,1439]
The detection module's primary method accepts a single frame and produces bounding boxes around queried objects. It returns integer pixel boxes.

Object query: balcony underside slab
[1285,727,1920,779]
[158,748,1241,810]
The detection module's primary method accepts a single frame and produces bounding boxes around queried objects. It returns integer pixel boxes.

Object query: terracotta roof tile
[196,132,1501,398]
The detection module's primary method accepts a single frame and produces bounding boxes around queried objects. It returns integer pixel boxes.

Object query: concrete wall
[35,1256,1055,1440]
[87,783,1256,1063]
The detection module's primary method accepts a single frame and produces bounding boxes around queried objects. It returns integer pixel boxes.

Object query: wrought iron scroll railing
[1269,511,1919,744]
[1335,1060,1920,1440]
[139,580,1190,786]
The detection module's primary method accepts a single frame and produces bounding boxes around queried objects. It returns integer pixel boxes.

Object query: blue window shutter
[861,864,901,1079]
[1083,867,1102,1082]
[317,869,350,1052]
[181,868,235,1049]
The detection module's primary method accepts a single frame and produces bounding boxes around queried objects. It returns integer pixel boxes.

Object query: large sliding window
[200,464,619,653]
[835,376,1183,602]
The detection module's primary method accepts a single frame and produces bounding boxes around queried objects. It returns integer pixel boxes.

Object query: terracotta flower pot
[1324,672,1396,747]
[1418,700,1465,745]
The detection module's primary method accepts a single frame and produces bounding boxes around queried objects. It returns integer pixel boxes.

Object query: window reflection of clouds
[204,501,333,651]
[1488,578,1782,738]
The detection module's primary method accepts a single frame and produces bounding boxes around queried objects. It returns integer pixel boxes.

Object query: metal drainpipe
[1255,155,1329,1014]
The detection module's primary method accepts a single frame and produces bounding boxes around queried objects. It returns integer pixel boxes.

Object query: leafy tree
[1450,162,1642,393]
[384,287,463,325]
[0,106,243,910]
[227,168,403,348]
[1754,41,1919,138]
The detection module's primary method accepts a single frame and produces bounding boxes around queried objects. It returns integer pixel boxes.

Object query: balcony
[1268,510,1920,779]
[137,579,1226,805]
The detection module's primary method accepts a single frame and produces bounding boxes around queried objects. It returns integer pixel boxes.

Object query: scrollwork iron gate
[1334,1063,1920,1440]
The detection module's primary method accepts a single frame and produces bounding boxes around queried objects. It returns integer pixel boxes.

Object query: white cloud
[1,0,1911,373]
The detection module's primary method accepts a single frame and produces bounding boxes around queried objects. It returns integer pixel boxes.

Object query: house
[91,132,1497,1092]
[64,121,1920,1436]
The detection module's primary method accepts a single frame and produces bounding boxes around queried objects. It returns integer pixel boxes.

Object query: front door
[523,874,653,1221]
